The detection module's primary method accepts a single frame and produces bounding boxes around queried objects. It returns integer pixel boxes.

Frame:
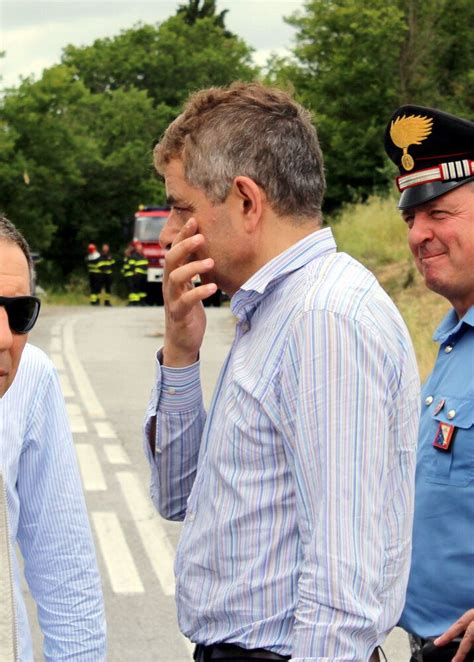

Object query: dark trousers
[89,273,101,303]
[193,643,290,662]
[101,274,112,295]
[409,635,474,662]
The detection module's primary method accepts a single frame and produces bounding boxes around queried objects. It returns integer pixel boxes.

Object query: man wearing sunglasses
[0,216,106,660]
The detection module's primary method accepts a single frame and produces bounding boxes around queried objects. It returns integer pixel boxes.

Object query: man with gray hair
[0,215,106,660]
[144,82,420,661]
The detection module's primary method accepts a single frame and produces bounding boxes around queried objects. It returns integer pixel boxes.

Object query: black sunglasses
[0,296,41,334]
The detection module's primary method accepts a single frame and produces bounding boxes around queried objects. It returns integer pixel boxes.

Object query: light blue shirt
[400,306,474,638]
[145,228,420,661]
[0,344,106,661]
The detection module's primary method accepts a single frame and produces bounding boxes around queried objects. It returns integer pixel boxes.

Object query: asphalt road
[25,303,410,661]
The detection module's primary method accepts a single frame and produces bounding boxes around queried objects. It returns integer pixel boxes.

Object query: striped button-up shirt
[144,228,420,661]
[0,343,106,661]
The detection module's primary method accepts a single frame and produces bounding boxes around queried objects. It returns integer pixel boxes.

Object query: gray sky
[0,1,304,88]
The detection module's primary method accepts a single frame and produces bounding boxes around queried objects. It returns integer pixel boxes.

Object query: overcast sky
[0,1,304,88]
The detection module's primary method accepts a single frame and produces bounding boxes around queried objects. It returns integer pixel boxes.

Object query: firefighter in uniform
[86,243,101,305]
[98,243,115,306]
[131,241,148,306]
[122,243,137,306]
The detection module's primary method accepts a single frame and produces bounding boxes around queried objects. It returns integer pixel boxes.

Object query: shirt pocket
[425,396,474,487]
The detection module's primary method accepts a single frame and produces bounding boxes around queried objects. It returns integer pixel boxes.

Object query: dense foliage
[269,0,474,208]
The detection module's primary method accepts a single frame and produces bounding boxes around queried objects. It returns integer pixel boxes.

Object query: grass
[330,194,449,381]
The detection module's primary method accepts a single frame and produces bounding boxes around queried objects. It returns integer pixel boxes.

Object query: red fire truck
[133,206,169,304]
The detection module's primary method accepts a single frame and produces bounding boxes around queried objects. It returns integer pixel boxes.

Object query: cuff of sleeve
[157,349,202,412]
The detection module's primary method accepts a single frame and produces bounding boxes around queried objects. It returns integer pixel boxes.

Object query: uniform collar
[433,305,474,343]
[231,227,336,321]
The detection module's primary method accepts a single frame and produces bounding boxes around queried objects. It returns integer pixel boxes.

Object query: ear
[232,176,264,232]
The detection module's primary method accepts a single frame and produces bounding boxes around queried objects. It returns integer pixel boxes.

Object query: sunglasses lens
[7,297,41,334]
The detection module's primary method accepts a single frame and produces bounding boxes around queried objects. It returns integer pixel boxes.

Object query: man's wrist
[162,346,199,367]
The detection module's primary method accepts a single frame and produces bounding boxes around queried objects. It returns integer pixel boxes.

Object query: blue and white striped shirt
[144,228,420,661]
[0,343,106,661]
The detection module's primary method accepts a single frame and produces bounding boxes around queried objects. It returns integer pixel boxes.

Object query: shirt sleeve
[143,350,206,521]
[281,309,415,661]
[17,367,107,661]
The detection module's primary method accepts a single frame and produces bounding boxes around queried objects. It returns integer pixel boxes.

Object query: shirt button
[187,511,196,522]
[445,345,454,353]
[447,409,456,419]
[240,321,250,333]
[425,396,434,406]
[167,387,176,394]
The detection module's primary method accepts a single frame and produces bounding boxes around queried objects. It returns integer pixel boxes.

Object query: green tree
[0,65,95,252]
[177,0,230,34]
[273,0,474,209]
[0,66,167,279]
[61,13,256,106]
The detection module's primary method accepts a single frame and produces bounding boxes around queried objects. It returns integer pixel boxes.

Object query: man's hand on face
[434,609,474,662]
[162,217,218,367]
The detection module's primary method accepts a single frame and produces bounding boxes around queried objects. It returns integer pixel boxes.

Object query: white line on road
[75,444,106,491]
[66,403,82,416]
[69,417,88,434]
[117,472,176,596]
[63,319,106,419]
[92,512,145,594]
[50,353,65,371]
[104,445,130,465]
[94,421,117,439]
[58,373,74,397]
[66,402,87,432]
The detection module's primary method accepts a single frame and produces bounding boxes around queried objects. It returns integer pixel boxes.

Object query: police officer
[98,243,115,306]
[86,243,101,306]
[384,106,474,662]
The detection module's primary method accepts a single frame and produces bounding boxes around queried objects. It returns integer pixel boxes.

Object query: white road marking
[69,417,88,434]
[50,353,65,371]
[94,420,117,439]
[104,445,130,465]
[117,472,176,596]
[63,319,106,419]
[92,512,145,594]
[75,444,106,491]
[49,337,61,353]
[58,373,73,397]
[66,403,82,417]
[66,402,87,431]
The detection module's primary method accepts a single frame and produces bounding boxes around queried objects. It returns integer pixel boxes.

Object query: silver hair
[155,83,326,223]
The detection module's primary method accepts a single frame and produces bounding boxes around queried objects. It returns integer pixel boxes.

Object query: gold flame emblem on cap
[390,114,434,171]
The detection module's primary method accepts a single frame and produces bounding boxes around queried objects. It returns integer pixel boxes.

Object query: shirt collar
[433,305,474,343]
[231,227,336,320]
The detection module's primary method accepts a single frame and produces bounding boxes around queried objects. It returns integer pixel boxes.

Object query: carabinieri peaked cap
[384,104,474,209]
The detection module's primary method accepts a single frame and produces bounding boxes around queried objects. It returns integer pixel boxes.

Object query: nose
[159,213,182,250]
[408,212,434,250]
[0,308,13,350]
